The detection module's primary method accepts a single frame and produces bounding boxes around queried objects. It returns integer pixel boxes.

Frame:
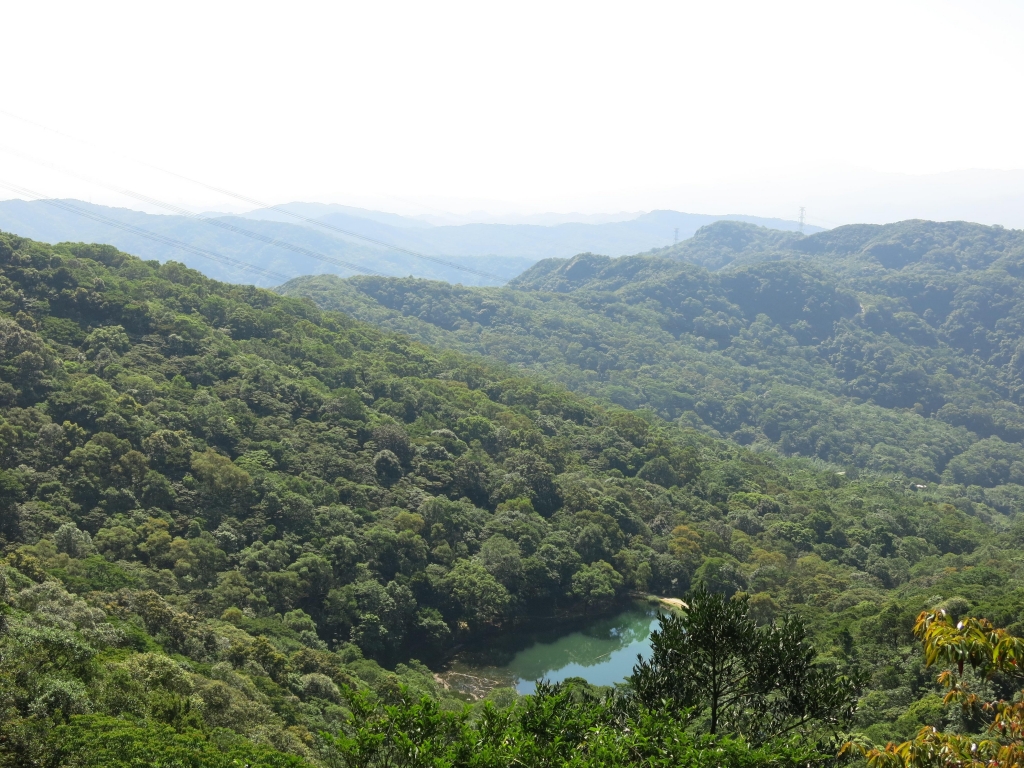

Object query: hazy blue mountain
[415,211,645,225]
[0,198,817,287]
[267,208,821,260]
[0,199,529,287]
[239,201,432,229]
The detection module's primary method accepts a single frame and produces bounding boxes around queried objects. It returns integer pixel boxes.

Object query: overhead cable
[0,179,294,285]
[0,108,507,284]
[0,145,388,279]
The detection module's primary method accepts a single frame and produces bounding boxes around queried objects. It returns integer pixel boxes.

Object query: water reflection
[450,602,660,694]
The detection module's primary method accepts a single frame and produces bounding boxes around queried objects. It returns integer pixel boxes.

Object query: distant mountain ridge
[0,199,530,287]
[237,201,433,229]
[0,198,815,286]
[514,218,1024,287]
[240,206,821,260]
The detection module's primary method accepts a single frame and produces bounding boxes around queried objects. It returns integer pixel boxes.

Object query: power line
[187,190,507,283]
[0,179,294,285]
[0,145,391,279]
[0,108,507,284]
[804,212,842,229]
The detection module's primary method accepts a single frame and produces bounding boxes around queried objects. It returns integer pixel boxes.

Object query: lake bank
[435,600,662,699]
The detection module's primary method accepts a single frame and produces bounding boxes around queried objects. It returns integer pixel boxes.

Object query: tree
[440,559,510,627]
[190,449,250,495]
[0,469,25,542]
[845,610,1024,768]
[373,449,403,485]
[53,523,96,558]
[630,585,857,744]
[479,534,523,589]
[570,560,623,610]
[637,456,679,488]
[694,557,746,597]
[372,424,413,464]
[49,715,305,768]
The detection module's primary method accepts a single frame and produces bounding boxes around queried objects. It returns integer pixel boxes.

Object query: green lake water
[449,602,660,694]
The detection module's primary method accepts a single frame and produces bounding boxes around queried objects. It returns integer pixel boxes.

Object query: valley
[2,220,1024,765]
[6,2,1022,763]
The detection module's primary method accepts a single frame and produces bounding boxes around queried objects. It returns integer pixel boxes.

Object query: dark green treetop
[631,584,859,744]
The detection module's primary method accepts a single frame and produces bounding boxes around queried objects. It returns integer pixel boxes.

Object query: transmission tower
[799,207,805,233]
[674,227,679,245]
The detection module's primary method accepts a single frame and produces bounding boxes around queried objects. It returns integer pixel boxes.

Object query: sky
[2,0,1024,228]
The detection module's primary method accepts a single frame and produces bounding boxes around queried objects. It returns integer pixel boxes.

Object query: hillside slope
[5,230,1024,759]
[282,220,1024,484]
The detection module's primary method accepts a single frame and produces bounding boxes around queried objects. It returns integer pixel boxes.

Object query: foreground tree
[317,682,821,768]
[845,610,1024,767]
[630,585,858,744]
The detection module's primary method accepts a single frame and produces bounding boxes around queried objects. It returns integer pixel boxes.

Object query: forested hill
[636,217,1024,273]
[514,219,1024,285]
[9,230,1024,768]
[282,219,1024,486]
[6,229,1024,762]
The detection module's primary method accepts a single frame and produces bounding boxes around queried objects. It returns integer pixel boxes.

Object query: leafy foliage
[845,610,1024,767]
[317,681,820,768]
[631,585,858,742]
[283,219,1024,483]
[4,228,1024,765]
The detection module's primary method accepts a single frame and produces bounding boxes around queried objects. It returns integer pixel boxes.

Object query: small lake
[445,602,660,695]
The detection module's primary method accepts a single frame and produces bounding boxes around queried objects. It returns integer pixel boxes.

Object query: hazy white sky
[2,0,1024,227]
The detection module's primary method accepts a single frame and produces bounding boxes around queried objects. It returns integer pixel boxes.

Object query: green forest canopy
[2,227,1024,765]
[281,219,1024,485]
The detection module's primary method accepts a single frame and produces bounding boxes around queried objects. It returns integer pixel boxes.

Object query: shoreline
[430,597,681,701]
[644,594,688,613]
